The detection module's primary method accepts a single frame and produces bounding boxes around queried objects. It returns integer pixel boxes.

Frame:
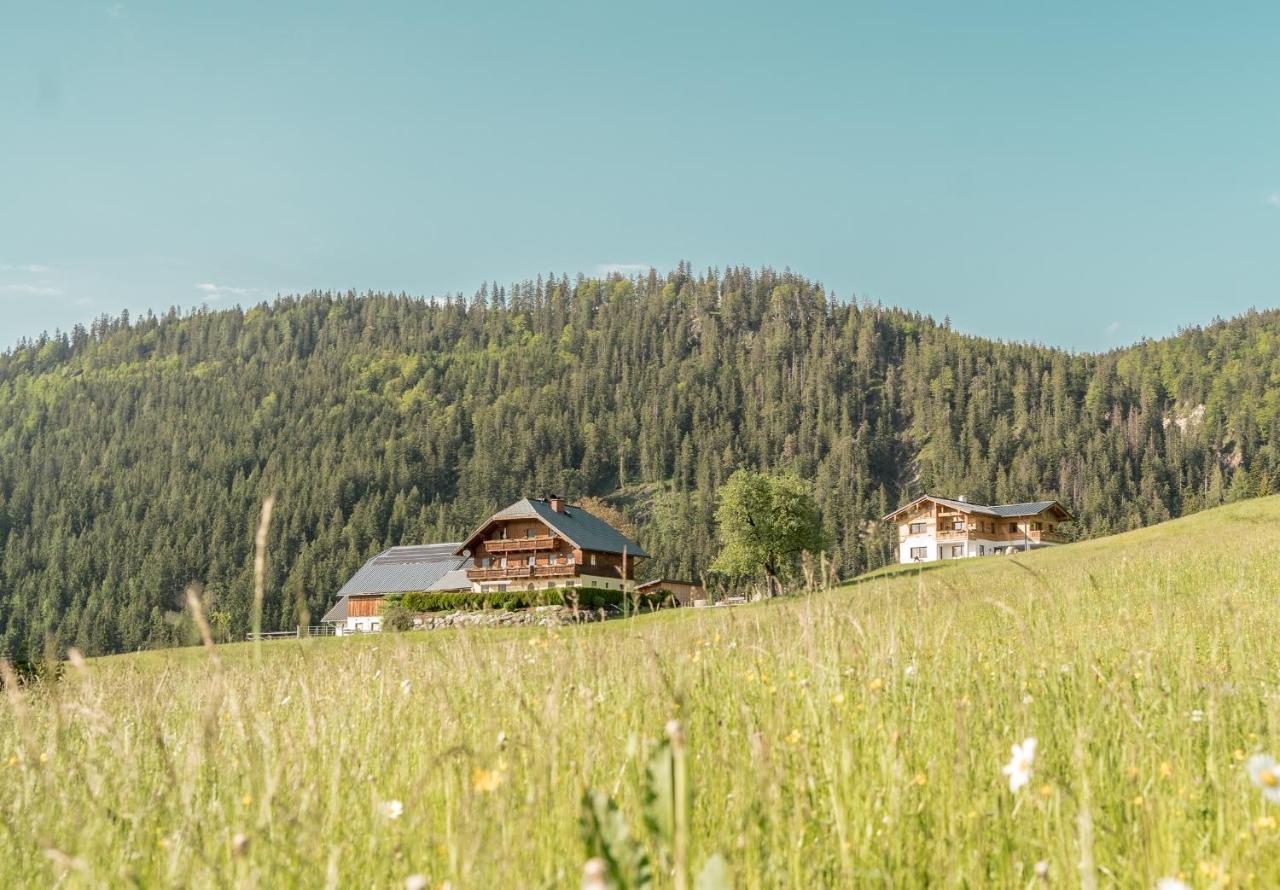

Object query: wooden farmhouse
[320,543,469,633]
[321,496,650,633]
[636,578,705,606]
[457,495,648,593]
[884,495,1074,564]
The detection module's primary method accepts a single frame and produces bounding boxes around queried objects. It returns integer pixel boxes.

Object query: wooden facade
[463,507,640,590]
[885,496,1074,564]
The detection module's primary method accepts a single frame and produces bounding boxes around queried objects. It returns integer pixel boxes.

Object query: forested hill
[2,266,1278,657]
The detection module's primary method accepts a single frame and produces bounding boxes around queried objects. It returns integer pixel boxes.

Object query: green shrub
[395,587,667,613]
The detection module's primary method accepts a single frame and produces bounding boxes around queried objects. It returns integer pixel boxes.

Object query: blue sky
[2,1,1278,351]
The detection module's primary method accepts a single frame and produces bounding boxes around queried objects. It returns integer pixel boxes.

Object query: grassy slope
[4,497,1280,887]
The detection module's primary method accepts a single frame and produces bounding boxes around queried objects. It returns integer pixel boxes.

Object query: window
[979,545,985,555]
[952,520,964,530]
[500,556,507,568]
[590,554,597,566]
[909,546,927,561]
[481,557,491,568]
[1008,523,1018,533]
[948,544,965,558]
[527,555,535,567]
[526,528,535,538]
[499,527,507,539]
[1032,522,1042,531]
[909,522,926,535]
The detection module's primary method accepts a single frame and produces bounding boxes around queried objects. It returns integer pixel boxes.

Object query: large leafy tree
[711,471,826,596]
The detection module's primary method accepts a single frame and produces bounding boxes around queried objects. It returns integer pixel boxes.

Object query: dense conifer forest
[2,265,1277,657]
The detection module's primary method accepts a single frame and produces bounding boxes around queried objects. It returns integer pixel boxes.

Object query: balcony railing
[484,535,559,554]
[467,564,576,582]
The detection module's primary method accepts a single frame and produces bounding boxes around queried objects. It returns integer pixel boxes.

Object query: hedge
[391,587,666,613]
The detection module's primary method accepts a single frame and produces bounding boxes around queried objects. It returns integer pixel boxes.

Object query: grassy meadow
[3,497,1280,887]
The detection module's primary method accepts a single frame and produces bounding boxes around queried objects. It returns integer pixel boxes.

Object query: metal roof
[459,497,649,559]
[884,495,1073,522]
[323,543,472,622]
[335,543,469,597]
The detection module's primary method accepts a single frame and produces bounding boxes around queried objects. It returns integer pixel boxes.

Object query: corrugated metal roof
[335,543,469,596]
[461,497,650,558]
[320,596,348,623]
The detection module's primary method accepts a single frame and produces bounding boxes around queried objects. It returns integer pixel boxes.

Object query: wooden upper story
[458,496,647,585]
[885,495,1074,545]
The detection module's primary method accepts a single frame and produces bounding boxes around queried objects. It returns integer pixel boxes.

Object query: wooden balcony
[467,564,576,582]
[484,535,558,554]
[936,528,969,541]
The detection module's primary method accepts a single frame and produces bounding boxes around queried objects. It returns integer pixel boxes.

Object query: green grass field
[4,497,1280,888]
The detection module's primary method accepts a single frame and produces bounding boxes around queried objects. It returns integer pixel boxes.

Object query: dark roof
[884,495,1074,522]
[637,578,700,589]
[458,497,649,559]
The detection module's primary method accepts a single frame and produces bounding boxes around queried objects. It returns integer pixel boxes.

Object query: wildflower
[1189,709,1204,723]
[831,692,846,707]
[1125,766,1139,779]
[231,833,250,857]
[1234,749,1247,762]
[582,858,608,890]
[913,772,927,786]
[903,664,917,680]
[785,729,803,746]
[1246,754,1280,803]
[496,731,507,749]
[1156,880,1191,890]
[1132,795,1144,807]
[6,755,16,767]
[1022,694,1034,705]
[400,679,411,696]
[1159,761,1173,779]
[380,799,404,820]
[868,678,883,693]
[38,752,48,764]
[472,767,503,793]
[1002,737,1037,793]
[241,794,253,807]
[279,695,291,706]
[1256,815,1277,831]
[405,876,429,890]
[1038,783,1053,798]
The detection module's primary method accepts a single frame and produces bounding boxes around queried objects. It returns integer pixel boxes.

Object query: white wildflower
[1246,753,1280,803]
[903,664,917,680]
[1002,737,1037,793]
[1155,879,1190,890]
[405,875,429,890]
[380,799,403,820]
[400,679,411,696]
[1189,709,1204,723]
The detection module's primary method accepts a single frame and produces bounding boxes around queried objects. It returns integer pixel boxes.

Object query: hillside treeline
[2,265,1277,656]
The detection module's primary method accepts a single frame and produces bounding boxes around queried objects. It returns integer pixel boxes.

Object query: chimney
[957,495,968,503]
[549,495,564,513]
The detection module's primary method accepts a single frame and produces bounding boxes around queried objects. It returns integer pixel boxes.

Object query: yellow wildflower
[1132,795,1144,807]
[785,729,802,746]
[868,678,883,693]
[1159,761,1173,778]
[472,767,504,793]
[913,773,927,787]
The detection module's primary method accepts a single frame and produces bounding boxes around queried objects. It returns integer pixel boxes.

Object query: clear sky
[2,1,1278,351]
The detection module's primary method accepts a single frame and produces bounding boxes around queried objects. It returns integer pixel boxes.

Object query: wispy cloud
[0,283,63,296]
[0,263,52,273]
[1105,320,1121,335]
[195,282,255,301]
[594,263,652,277]
[106,3,125,17]
[1267,192,1280,208]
